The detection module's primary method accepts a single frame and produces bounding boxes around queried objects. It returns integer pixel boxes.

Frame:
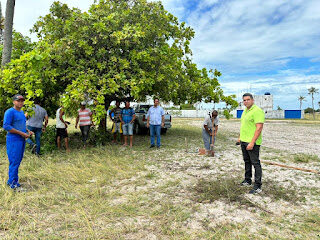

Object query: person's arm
[59,110,68,128]
[130,114,136,124]
[204,125,212,135]
[120,110,124,124]
[109,109,115,122]
[246,123,264,150]
[146,108,150,128]
[214,125,218,136]
[161,108,165,127]
[90,111,94,126]
[42,115,49,132]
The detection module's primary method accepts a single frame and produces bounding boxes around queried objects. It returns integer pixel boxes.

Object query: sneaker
[249,186,262,194]
[31,144,37,154]
[150,145,155,148]
[7,182,21,189]
[240,180,252,186]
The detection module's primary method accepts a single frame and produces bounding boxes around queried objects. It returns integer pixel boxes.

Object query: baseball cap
[80,101,86,105]
[12,94,25,101]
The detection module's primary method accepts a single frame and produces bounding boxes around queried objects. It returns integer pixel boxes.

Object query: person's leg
[80,126,85,143]
[156,125,161,147]
[112,123,117,143]
[202,129,210,150]
[240,142,252,184]
[128,123,133,147]
[149,125,155,147]
[57,136,61,149]
[122,123,128,145]
[65,137,70,152]
[248,145,262,187]
[34,127,42,154]
[7,139,24,187]
[85,125,90,143]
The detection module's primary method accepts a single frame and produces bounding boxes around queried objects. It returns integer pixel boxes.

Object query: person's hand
[64,123,68,128]
[147,122,150,128]
[27,130,34,136]
[22,132,31,139]
[75,124,78,129]
[121,121,125,125]
[161,122,164,128]
[42,127,46,132]
[246,142,254,150]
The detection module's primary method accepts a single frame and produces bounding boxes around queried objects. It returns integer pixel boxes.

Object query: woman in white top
[56,107,70,152]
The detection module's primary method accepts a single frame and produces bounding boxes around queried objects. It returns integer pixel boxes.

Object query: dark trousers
[26,126,42,154]
[80,125,90,143]
[241,142,262,187]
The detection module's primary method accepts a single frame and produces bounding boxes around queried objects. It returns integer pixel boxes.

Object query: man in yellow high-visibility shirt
[237,93,265,194]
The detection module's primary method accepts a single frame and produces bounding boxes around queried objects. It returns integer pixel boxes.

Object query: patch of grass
[292,153,320,163]
[191,175,259,210]
[262,179,305,203]
[192,175,305,212]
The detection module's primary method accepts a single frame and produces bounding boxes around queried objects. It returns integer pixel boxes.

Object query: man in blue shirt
[147,98,165,148]
[120,101,136,147]
[3,94,33,189]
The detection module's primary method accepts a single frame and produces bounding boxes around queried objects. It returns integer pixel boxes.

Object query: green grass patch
[292,153,320,163]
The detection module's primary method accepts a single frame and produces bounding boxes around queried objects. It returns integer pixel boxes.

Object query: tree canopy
[0,0,236,122]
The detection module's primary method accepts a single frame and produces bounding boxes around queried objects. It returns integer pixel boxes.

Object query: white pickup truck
[134,104,172,134]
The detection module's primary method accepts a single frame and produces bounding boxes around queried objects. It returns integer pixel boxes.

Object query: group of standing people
[3,95,166,189]
[109,98,165,148]
[3,93,264,195]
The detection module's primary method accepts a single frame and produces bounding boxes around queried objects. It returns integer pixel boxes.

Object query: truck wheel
[161,128,167,135]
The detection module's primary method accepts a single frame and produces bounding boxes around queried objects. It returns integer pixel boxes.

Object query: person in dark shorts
[56,107,70,152]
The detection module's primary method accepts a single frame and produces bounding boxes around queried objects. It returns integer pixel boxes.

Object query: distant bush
[304,107,314,114]
[180,104,196,110]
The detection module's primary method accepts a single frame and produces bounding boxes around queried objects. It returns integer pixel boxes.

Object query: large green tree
[1,0,236,124]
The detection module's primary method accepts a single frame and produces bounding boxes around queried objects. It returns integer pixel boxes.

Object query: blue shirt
[3,107,27,140]
[121,108,135,124]
[147,106,164,125]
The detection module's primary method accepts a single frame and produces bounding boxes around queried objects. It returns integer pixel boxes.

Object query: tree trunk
[98,97,111,132]
[0,2,3,44]
[312,94,315,120]
[1,0,15,67]
[299,101,302,110]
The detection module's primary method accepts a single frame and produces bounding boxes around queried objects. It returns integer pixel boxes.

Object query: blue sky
[1,0,320,109]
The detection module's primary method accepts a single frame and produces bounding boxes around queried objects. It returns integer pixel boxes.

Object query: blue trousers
[150,125,161,147]
[26,126,42,154]
[7,138,25,187]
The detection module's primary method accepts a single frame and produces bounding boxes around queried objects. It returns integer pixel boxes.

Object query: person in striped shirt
[75,102,93,147]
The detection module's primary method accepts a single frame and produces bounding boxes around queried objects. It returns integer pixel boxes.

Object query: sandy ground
[109,119,320,238]
[189,119,320,157]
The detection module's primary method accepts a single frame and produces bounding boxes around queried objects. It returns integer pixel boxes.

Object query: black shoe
[249,185,262,194]
[150,145,155,148]
[240,180,252,186]
[157,146,160,149]
[31,144,37,154]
